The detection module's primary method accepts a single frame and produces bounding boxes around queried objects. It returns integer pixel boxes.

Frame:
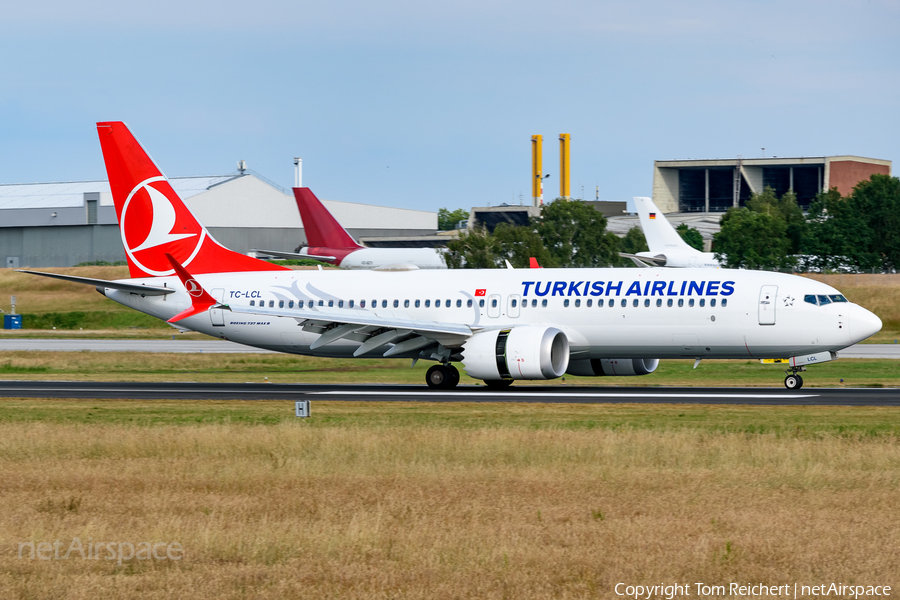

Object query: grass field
[1,350,899,387]
[0,399,898,599]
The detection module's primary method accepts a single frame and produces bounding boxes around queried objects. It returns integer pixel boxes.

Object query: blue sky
[1,0,898,212]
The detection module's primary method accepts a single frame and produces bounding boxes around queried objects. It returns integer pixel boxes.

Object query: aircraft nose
[849,305,882,343]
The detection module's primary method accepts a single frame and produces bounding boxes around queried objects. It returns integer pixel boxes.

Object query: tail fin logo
[185,279,203,297]
[121,177,206,276]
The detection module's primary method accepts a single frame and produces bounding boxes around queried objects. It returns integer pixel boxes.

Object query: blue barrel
[3,314,22,329]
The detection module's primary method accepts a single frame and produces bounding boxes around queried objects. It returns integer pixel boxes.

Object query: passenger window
[467,299,473,308]
[710,299,716,307]
[689,299,694,307]
[678,299,683,307]
[722,299,727,307]
[586,299,592,307]
[415,300,421,308]
[817,295,832,305]
[632,299,638,307]
[372,299,376,307]
[360,300,366,308]
[404,300,409,308]
[319,300,324,307]
[575,299,580,307]
[457,299,462,308]
[699,299,705,307]
[542,299,548,308]
[512,299,518,307]
[328,300,334,308]
[425,300,431,308]
[479,299,485,308]
[250,300,255,306]
[445,299,450,307]
[667,299,673,307]
[382,300,388,308]
[656,299,662,307]
[279,300,284,308]
[348,300,353,308]
[564,299,570,307]
[269,300,275,308]
[532,299,538,307]
[299,300,305,308]
[804,295,817,305]
[597,299,604,307]
[393,300,399,308]
[337,300,343,308]
[491,299,498,308]
[643,299,649,307]
[620,299,626,307]
[289,300,294,308]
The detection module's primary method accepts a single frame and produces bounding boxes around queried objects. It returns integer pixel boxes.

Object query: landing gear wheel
[784,374,804,390]
[446,364,460,388]
[426,365,452,389]
[484,379,514,389]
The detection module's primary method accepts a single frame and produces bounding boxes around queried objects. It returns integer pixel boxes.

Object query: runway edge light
[295,400,311,418]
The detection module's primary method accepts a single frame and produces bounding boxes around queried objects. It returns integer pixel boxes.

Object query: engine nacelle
[566,358,660,377]
[462,326,569,380]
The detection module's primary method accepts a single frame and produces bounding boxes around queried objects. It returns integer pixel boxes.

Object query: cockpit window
[829,294,848,303]
[817,295,832,305]
[806,293,848,306]
[804,295,817,305]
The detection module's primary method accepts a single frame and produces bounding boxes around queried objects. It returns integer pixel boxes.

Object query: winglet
[164,253,219,322]
[529,257,542,269]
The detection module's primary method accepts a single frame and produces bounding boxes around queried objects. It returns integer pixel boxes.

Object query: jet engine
[461,326,569,380]
[566,358,660,377]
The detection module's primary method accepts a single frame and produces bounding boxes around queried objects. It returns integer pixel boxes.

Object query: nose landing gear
[426,363,460,389]
[784,367,806,390]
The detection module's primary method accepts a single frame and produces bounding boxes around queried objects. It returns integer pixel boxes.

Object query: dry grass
[0,400,898,598]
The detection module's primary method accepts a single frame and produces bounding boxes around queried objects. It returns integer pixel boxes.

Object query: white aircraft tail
[633,197,691,253]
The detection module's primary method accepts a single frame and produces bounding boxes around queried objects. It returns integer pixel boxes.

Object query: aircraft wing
[617,253,663,268]
[253,249,337,262]
[16,270,175,296]
[222,303,477,357]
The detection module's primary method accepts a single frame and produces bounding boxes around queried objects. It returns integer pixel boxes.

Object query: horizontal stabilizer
[16,270,174,296]
[253,249,337,262]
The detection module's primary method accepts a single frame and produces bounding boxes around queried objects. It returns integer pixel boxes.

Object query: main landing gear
[784,366,806,390]
[426,364,460,389]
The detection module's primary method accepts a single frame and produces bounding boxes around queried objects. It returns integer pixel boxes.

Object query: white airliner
[19,122,881,390]
[257,187,447,270]
[620,196,722,268]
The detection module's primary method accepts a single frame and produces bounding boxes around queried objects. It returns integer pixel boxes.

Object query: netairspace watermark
[614,583,892,599]
[18,538,182,566]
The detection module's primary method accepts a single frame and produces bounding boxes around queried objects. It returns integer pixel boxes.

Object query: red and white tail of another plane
[257,187,447,270]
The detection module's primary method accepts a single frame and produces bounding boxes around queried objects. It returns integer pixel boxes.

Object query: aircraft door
[487,294,501,318]
[508,294,521,318]
[210,288,225,327]
[758,285,777,325]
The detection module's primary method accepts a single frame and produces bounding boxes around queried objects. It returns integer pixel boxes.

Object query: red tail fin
[293,187,363,250]
[96,121,287,278]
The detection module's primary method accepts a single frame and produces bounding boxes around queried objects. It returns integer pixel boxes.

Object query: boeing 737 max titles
[258,187,447,270]
[19,122,881,390]
[620,196,722,268]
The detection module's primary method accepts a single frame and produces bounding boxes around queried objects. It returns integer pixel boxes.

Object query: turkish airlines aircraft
[20,122,881,390]
[257,187,447,270]
[620,196,722,268]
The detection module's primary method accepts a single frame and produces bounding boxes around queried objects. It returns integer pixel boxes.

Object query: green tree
[492,223,555,268]
[437,208,469,231]
[535,199,619,267]
[444,228,501,269]
[675,223,704,251]
[849,174,900,270]
[615,226,649,267]
[745,186,806,254]
[802,188,878,272]
[714,208,791,270]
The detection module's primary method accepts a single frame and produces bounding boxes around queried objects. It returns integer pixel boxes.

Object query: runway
[2,339,899,358]
[1,380,899,405]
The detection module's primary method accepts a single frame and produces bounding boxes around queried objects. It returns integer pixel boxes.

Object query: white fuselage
[107,268,880,361]
[300,247,447,270]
